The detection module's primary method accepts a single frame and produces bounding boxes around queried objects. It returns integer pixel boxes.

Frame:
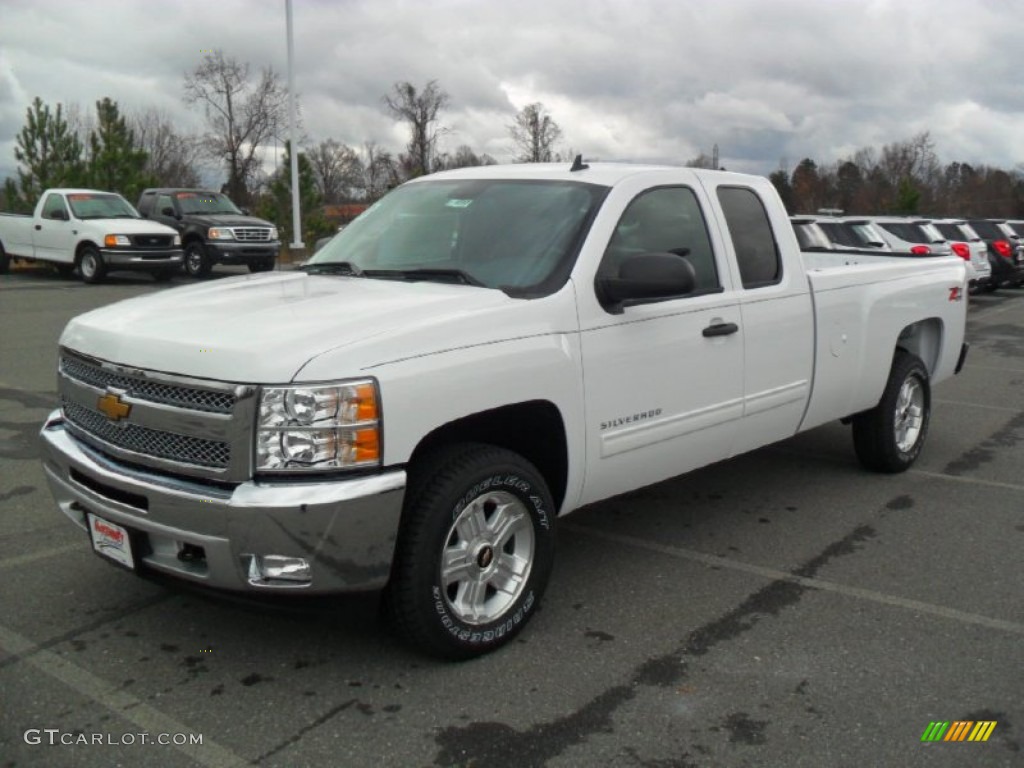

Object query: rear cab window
[717,187,782,288]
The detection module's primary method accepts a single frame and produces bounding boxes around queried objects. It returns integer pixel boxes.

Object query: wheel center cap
[476,545,494,569]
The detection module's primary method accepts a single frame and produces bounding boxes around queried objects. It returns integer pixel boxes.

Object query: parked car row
[0,187,280,283]
[792,214,1024,292]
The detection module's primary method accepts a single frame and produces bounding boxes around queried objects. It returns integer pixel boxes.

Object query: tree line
[1,51,568,246]
[6,50,1023,245]
[764,132,1024,218]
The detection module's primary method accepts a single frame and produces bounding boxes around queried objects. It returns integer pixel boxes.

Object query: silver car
[930,219,992,289]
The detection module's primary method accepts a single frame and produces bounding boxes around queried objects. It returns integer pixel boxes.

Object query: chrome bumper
[99,249,184,267]
[39,410,405,593]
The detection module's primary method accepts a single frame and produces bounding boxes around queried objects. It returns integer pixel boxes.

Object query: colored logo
[921,721,997,742]
[97,392,131,421]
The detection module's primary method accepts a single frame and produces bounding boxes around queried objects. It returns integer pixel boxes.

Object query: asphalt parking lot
[1,265,1022,767]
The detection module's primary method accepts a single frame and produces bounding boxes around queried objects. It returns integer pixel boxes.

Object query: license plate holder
[87,513,135,570]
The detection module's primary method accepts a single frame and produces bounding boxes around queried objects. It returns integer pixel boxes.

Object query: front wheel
[78,246,106,284]
[852,349,930,473]
[386,444,556,660]
[183,242,212,278]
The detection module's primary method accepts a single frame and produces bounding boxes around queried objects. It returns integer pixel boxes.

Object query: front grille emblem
[97,392,131,421]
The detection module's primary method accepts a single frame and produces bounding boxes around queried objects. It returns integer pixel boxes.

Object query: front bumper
[207,241,281,264]
[39,410,405,593]
[99,248,184,269]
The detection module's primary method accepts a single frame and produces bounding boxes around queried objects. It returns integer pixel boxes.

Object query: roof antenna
[570,154,589,172]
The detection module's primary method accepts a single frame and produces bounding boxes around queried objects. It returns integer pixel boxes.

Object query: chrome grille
[131,234,174,248]
[62,398,231,468]
[60,355,235,414]
[232,227,273,242]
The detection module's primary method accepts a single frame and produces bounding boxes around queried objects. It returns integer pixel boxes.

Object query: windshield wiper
[300,261,363,276]
[361,268,485,287]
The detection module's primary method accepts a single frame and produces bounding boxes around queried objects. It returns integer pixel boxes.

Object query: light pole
[286,0,304,253]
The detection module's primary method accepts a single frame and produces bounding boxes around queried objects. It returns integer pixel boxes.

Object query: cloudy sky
[1,0,1022,186]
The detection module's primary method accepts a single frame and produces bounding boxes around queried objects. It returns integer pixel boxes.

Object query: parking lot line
[0,543,83,571]
[0,622,253,768]
[564,524,1024,636]
[908,469,1024,493]
[934,398,1022,414]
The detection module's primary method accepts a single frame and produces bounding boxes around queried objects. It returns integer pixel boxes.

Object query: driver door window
[598,186,721,294]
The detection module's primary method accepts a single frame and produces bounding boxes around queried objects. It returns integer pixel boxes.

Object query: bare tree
[382,80,449,178]
[362,141,400,201]
[509,103,563,163]
[182,50,286,203]
[131,108,202,187]
[307,139,364,203]
[437,145,497,170]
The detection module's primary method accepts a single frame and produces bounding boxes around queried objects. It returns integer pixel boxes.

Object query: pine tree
[13,97,86,203]
[86,98,152,202]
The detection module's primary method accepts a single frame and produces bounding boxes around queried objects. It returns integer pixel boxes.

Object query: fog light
[247,554,312,585]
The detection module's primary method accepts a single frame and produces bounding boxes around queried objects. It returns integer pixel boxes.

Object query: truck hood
[59,272,557,383]
[185,214,276,229]
[94,218,179,235]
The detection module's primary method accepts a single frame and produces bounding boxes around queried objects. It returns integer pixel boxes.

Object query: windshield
[306,179,607,292]
[174,191,242,215]
[791,221,831,250]
[67,193,139,220]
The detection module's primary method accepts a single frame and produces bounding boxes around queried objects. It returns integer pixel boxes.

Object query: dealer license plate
[87,513,135,570]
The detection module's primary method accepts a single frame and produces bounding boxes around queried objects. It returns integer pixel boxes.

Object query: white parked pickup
[39,162,969,658]
[0,189,183,282]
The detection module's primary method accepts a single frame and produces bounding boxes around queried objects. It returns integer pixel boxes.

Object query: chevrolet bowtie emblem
[97,392,131,421]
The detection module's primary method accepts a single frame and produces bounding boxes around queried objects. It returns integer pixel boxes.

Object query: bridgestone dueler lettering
[385,443,556,660]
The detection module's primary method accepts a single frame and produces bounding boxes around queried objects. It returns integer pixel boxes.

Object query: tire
[0,242,9,274]
[247,258,275,273]
[852,349,930,473]
[183,241,212,278]
[78,246,106,284]
[386,443,556,660]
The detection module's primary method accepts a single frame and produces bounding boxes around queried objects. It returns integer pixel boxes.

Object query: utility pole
[286,0,304,253]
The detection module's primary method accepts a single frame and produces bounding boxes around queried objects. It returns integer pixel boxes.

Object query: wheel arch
[895,317,942,377]
[74,239,101,262]
[406,400,569,511]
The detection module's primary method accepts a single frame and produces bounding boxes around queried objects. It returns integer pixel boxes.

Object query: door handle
[702,322,739,338]
[35,224,42,230]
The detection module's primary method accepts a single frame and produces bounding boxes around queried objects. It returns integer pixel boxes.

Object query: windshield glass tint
[175,192,242,215]
[967,220,1002,239]
[879,222,929,243]
[67,193,138,219]
[308,179,606,290]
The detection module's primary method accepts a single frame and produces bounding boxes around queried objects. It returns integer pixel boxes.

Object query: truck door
[577,183,744,505]
[702,181,814,456]
[33,193,75,264]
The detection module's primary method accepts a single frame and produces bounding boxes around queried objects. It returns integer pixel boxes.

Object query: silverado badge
[97,392,131,421]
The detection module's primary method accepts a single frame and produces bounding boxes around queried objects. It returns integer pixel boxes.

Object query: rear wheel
[184,241,212,278]
[386,443,556,659]
[852,349,930,473]
[78,246,106,284]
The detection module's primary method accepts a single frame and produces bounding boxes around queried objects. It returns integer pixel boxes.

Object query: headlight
[173,234,182,246]
[104,234,131,247]
[269,227,279,240]
[256,380,381,472]
[208,227,234,240]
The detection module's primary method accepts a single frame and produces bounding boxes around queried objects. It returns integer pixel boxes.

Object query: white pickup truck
[39,162,969,658]
[0,189,183,282]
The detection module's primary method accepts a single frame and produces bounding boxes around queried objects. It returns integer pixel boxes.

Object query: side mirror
[51,209,68,221]
[160,206,176,217]
[597,252,696,314]
[241,207,250,216]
